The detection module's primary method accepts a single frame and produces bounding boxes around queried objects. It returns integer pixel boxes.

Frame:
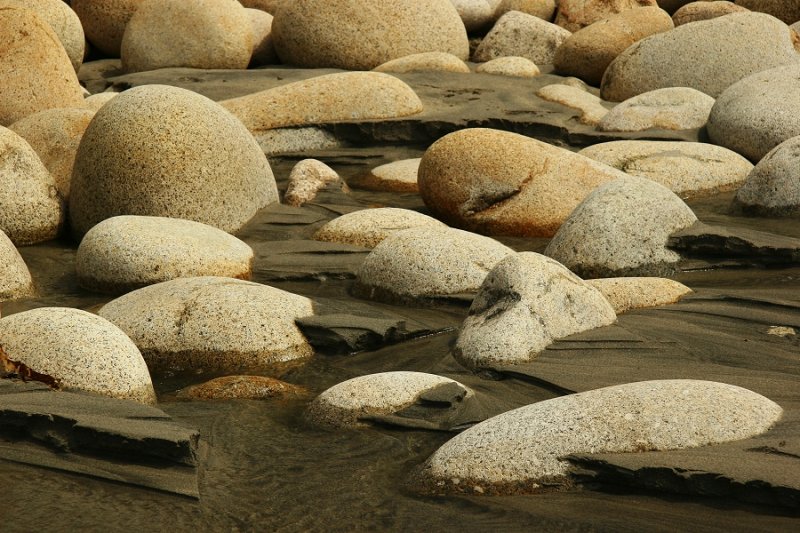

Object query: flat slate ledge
[0,380,201,498]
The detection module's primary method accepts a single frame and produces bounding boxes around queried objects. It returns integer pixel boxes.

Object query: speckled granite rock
[374,52,470,74]
[179,375,306,400]
[587,277,693,313]
[736,0,800,24]
[69,85,277,238]
[555,0,658,32]
[239,0,280,12]
[76,216,254,294]
[284,159,349,207]
[83,92,119,112]
[495,0,556,20]
[272,0,468,70]
[349,158,421,193]
[536,84,609,125]
[734,135,800,215]
[474,11,571,64]
[0,231,34,302]
[247,8,277,67]
[121,0,254,73]
[417,380,782,493]
[0,308,156,404]
[98,277,315,373]
[72,0,144,57]
[454,252,617,370]
[450,0,495,32]
[314,208,446,249]
[475,56,540,77]
[597,87,714,132]
[672,1,748,25]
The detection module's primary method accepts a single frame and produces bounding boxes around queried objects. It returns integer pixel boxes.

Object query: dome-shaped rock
[454,252,617,371]
[586,277,692,313]
[555,0,658,32]
[120,0,254,73]
[536,84,609,125]
[69,85,278,238]
[349,158,421,193]
[475,56,541,77]
[418,128,627,237]
[597,87,714,132]
[272,0,468,70]
[451,0,496,32]
[179,375,306,400]
[545,175,698,277]
[247,8,277,67]
[496,0,557,21]
[734,135,800,215]
[71,0,144,57]
[374,52,470,74]
[473,11,571,64]
[672,1,749,25]
[283,159,349,207]
[0,231,34,302]
[737,0,800,24]
[0,307,156,404]
[314,208,446,249]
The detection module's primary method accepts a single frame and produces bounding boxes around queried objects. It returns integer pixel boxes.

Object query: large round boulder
[734,135,800,215]
[473,11,571,64]
[0,231,34,302]
[555,0,659,32]
[0,6,84,126]
[69,85,278,238]
[71,0,144,57]
[120,0,254,73]
[417,128,628,237]
[272,0,469,70]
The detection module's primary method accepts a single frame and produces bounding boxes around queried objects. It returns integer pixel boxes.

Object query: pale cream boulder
[450,0,495,31]
[672,1,748,25]
[554,6,674,86]
[83,92,119,112]
[555,0,659,32]
[734,135,800,215]
[374,52,470,74]
[283,159,349,207]
[737,0,800,24]
[314,208,446,249]
[0,127,63,245]
[0,6,84,126]
[579,140,753,197]
[76,216,254,294]
[545,175,698,278]
[272,0,468,70]
[587,277,693,313]
[476,57,540,77]
[69,85,278,238]
[9,108,95,200]
[0,308,156,404]
[418,380,782,493]
[495,0,557,20]
[454,252,617,371]
[247,8,277,67]
[98,277,315,374]
[72,0,144,57]
[473,11,571,64]
[350,158,421,193]
[536,84,609,125]
[121,0,254,73]
[417,128,628,237]
[600,12,800,101]
[221,72,423,134]
[0,231,34,302]
[354,227,514,305]
[597,87,714,131]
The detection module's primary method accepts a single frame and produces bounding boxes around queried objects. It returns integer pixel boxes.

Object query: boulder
[544,175,698,277]
[247,8,277,67]
[417,380,782,493]
[586,277,692,313]
[555,0,659,32]
[71,0,144,57]
[597,87,714,131]
[579,140,753,197]
[451,0,495,31]
[0,6,84,126]
[69,85,278,238]
[0,231,34,302]
[221,72,423,133]
[179,375,306,400]
[98,277,315,374]
[495,0,557,20]
[454,252,617,371]
[536,84,609,125]
[374,52,470,74]
[737,0,800,24]
[473,11,571,64]
[672,1,748,25]
[121,0,254,73]
[306,371,472,428]
[707,63,800,162]
[553,6,674,86]
[353,227,514,305]
[283,159,349,207]
[0,127,63,245]
[9,108,95,200]
[76,216,254,294]
[0,307,156,404]
[656,0,695,12]
[349,158,421,193]
[475,56,541,77]
[239,0,280,12]
[313,208,446,249]
[272,0,468,70]
[600,12,800,101]
[83,92,119,112]
[734,135,800,215]
[417,128,627,237]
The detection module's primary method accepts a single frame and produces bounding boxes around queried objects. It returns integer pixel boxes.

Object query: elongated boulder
[734,135,800,215]
[417,128,628,237]
[597,87,714,132]
[454,252,616,371]
[179,375,306,400]
[600,12,800,101]
[0,308,156,404]
[475,56,541,77]
[672,1,748,25]
[416,380,782,494]
[272,0,468,70]
[98,277,314,373]
[314,208,446,249]
[71,0,144,57]
[536,84,609,125]
[374,52,470,74]
[221,72,423,134]
[350,158,421,193]
[0,6,84,126]
[555,0,658,32]
[586,277,692,313]
[69,85,278,238]
[0,231,34,302]
[474,11,571,64]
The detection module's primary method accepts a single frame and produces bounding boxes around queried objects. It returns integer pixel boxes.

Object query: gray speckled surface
[735,135,800,214]
[474,11,571,64]
[0,230,34,302]
[598,87,714,132]
[587,277,692,313]
[314,207,444,249]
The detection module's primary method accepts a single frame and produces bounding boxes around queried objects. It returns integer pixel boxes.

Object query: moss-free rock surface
[587,277,693,313]
[0,231,34,302]
[734,135,800,215]
[597,87,714,132]
[555,0,659,32]
[474,11,571,64]
[72,0,144,57]
[314,208,446,249]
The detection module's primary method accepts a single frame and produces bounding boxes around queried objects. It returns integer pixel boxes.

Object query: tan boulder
[180,375,307,401]
[451,0,496,32]
[587,277,692,313]
[475,56,541,77]
[672,1,748,25]
[555,0,658,32]
[283,159,350,207]
[374,52,470,74]
[737,0,800,25]
[314,208,446,249]
[0,230,34,302]
[247,8,277,67]
[495,0,557,20]
[597,87,715,131]
[349,158,421,193]
[473,11,571,64]
[239,0,281,12]
[536,84,609,125]
[72,0,144,57]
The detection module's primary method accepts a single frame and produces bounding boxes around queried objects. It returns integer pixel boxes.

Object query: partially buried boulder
[0,231,34,302]
[69,85,278,238]
[349,158,421,193]
[313,208,446,249]
[473,11,571,64]
[734,135,800,216]
[72,0,144,57]
[450,0,496,32]
[672,1,749,25]
[416,380,782,494]
[0,5,84,126]
[76,216,254,294]
[374,52,470,74]
[586,277,692,313]
[454,252,617,371]
[555,0,659,32]
[120,0,254,73]
[544,175,698,278]
[597,87,714,132]
[475,57,541,77]
[353,226,514,305]
[417,128,628,237]
[600,12,800,101]
[98,277,314,374]
[283,159,349,207]
[179,375,306,400]
[0,308,156,404]
[536,84,609,125]
[272,0,468,70]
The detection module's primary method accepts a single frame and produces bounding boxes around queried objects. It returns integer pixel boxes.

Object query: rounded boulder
[0,231,34,302]
[672,1,749,25]
[314,208,446,249]
[473,11,571,64]
[71,0,144,57]
[555,0,659,32]
[734,135,800,215]
[597,87,715,132]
